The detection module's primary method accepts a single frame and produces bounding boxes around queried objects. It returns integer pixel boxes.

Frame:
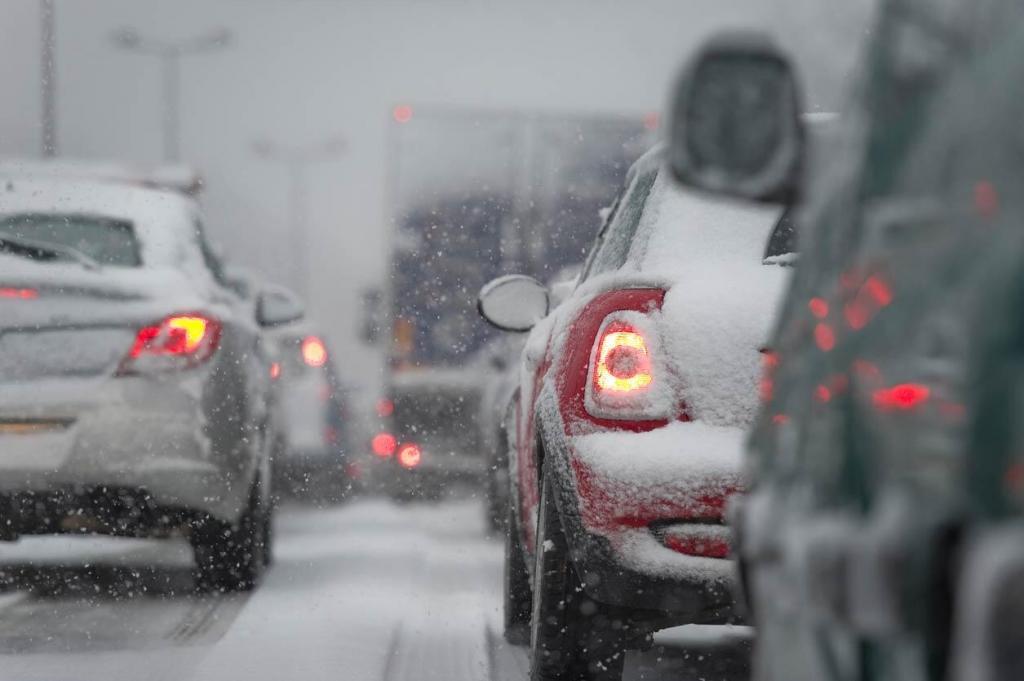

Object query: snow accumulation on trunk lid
[0,254,205,383]
[638,172,790,428]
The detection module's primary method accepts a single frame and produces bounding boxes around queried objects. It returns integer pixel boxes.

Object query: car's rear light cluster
[301,335,328,367]
[557,288,674,430]
[118,313,222,374]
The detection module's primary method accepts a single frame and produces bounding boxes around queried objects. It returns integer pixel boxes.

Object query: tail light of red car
[118,313,222,374]
[559,288,677,431]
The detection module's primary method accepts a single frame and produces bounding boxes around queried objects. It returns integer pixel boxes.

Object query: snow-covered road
[0,497,749,681]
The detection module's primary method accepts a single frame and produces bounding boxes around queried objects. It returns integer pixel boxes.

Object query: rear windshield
[0,213,141,266]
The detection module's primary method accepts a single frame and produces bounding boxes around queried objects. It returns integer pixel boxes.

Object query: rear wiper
[0,234,101,271]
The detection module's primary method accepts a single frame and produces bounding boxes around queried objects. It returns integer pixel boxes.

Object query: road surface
[0,496,750,681]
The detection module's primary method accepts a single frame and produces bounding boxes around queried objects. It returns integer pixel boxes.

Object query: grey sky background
[0,0,876,399]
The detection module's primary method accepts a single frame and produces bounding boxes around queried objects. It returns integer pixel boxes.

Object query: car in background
[0,177,301,591]
[475,334,527,531]
[477,267,581,532]
[478,147,794,680]
[665,16,1024,681]
[267,327,355,502]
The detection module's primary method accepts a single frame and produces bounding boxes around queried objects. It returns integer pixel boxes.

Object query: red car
[478,148,793,680]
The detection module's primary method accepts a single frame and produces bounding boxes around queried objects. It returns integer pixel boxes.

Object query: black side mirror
[256,286,304,328]
[668,32,804,204]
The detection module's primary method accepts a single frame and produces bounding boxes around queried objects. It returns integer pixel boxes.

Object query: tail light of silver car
[117,312,222,374]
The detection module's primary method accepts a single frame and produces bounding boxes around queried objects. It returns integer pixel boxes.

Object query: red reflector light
[397,443,421,469]
[594,324,653,393]
[874,383,930,411]
[301,336,327,367]
[371,432,397,458]
[376,398,394,417]
[0,287,38,299]
[658,526,731,559]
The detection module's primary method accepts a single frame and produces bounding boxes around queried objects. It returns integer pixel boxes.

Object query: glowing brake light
[873,383,930,411]
[372,432,397,457]
[120,313,221,374]
[594,324,653,393]
[376,398,395,417]
[397,443,421,468]
[301,336,327,367]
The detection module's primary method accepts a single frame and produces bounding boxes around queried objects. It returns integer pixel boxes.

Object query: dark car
[268,328,354,502]
[667,8,1024,681]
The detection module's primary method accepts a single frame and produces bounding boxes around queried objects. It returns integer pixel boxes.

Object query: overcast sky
[0,0,875,398]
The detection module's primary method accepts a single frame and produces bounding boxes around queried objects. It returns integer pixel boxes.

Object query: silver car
[0,178,301,591]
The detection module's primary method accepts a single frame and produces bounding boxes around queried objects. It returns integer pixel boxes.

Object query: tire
[529,474,625,681]
[192,476,270,592]
[504,504,532,645]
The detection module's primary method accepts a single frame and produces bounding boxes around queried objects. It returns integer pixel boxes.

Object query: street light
[252,136,348,296]
[110,26,231,162]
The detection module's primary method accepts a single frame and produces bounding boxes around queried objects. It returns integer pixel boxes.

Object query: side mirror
[668,32,804,204]
[256,286,304,328]
[478,275,549,332]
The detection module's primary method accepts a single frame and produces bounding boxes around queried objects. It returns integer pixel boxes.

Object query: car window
[582,167,658,278]
[0,213,141,266]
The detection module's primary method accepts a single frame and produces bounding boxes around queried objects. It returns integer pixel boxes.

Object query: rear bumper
[0,375,251,525]
[538,396,744,622]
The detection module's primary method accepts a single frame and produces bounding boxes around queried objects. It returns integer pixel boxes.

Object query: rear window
[582,167,658,278]
[0,213,141,266]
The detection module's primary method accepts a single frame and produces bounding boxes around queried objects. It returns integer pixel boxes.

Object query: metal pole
[162,52,180,162]
[289,161,309,295]
[40,0,57,156]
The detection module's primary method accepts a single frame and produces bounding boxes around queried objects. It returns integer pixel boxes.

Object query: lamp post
[110,26,231,162]
[252,136,347,296]
[40,0,57,156]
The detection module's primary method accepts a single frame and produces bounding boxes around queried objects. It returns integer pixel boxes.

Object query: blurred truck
[368,108,653,500]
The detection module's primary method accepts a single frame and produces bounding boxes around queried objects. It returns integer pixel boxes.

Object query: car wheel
[504,504,532,645]
[192,476,269,592]
[529,473,625,681]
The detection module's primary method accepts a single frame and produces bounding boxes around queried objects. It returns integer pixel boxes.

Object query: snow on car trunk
[638,173,789,428]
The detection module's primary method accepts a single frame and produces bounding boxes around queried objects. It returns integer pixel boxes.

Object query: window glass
[0,213,140,266]
[583,168,658,277]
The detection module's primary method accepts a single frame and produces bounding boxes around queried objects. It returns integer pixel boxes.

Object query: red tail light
[119,313,221,374]
[873,383,930,411]
[561,289,671,430]
[376,398,395,417]
[371,432,397,457]
[301,335,327,367]
[397,443,421,469]
[593,323,653,393]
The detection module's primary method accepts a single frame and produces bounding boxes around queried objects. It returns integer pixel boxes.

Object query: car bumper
[539,400,744,622]
[0,376,249,527]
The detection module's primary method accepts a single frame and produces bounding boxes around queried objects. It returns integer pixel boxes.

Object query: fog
[0,0,874,399]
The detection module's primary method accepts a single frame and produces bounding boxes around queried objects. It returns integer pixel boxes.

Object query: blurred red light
[376,398,395,417]
[397,443,421,469]
[814,323,835,352]
[393,105,413,124]
[0,288,38,299]
[808,297,829,319]
[301,336,327,367]
[371,432,397,458]
[643,112,660,131]
[873,383,930,411]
